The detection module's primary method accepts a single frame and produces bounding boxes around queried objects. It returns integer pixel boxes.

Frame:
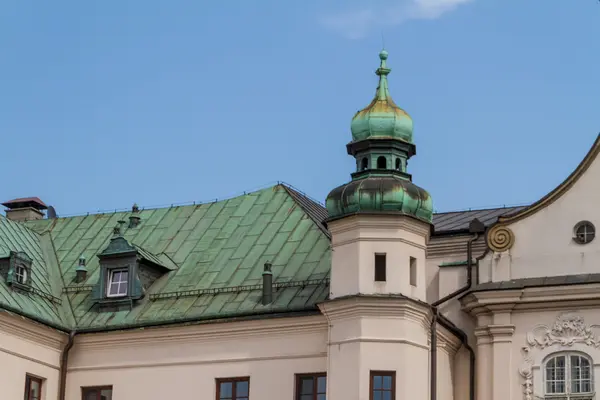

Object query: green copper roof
[325,174,433,223]
[0,184,331,331]
[350,50,413,143]
[0,216,74,328]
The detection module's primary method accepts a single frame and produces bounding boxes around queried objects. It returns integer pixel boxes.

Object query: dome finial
[375,50,391,101]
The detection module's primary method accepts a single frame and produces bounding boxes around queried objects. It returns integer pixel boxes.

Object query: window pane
[301,377,314,395]
[373,391,382,400]
[317,395,326,400]
[236,381,249,397]
[84,391,97,400]
[301,395,313,400]
[30,380,41,400]
[109,283,120,295]
[383,375,392,390]
[373,375,383,390]
[317,376,326,394]
[383,391,392,400]
[220,382,232,399]
[100,388,112,400]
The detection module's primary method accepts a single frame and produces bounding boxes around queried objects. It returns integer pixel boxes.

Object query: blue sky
[1,0,599,216]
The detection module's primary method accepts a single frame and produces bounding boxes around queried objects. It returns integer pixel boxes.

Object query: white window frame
[544,352,595,400]
[15,265,28,284]
[106,268,129,298]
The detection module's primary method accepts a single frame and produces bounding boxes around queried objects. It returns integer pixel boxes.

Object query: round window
[574,221,595,245]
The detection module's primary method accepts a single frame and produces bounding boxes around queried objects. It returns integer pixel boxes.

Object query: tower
[320,50,433,400]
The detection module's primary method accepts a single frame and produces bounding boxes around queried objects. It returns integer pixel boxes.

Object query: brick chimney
[2,197,48,222]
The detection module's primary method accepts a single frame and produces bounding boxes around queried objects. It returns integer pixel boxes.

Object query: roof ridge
[280,183,330,239]
[433,204,528,215]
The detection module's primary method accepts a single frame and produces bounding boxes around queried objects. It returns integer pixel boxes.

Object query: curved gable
[499,134,600,224]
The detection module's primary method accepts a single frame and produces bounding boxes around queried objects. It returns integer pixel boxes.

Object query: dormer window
[107,269,129,297]
[92,223,176,311]
[15,265,28,285]
[6,251,33,291]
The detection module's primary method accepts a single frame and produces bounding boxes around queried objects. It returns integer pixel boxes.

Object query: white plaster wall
[481,150,600,282]
[0,313,65,400]
[329,215,429,301]
[66,315,327,400]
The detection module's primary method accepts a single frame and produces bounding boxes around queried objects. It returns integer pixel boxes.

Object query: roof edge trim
[499,133,600,224]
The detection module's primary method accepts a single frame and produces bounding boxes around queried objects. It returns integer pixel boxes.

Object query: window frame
[24,374,43,400]
[80,385,113,400]
[370,370,396,400]
[295,372,326,400]
[105,268,129,298]
[543,352,594,398]
[216,376,250,400]
[574,221,596,245]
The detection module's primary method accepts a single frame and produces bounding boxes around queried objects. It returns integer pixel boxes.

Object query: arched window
[377,156,386,169]
[544,352,593,398]
[395,158,401,170]
[361,157,369,171]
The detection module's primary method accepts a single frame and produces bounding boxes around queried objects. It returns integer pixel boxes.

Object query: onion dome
[326,50,432,224]
[350,50,413,143]
[326,175,433,223]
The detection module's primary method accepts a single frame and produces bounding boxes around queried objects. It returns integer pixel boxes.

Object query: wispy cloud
[319,0,474,39]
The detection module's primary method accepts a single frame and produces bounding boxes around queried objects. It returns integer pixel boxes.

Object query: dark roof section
[281,184,528,236]
[470,274,600,292]
[282,184,331,239]
[2,197,48,210]
[432,206,528,234]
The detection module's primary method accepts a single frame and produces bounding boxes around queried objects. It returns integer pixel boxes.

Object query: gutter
[430,218,485,400]
[59,331,76,400]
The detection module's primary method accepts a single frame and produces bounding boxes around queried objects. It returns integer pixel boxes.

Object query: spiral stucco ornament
[487,225,515,252]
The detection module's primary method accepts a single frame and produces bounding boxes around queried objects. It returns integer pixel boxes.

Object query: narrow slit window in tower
[361,157,369,171]
[375,253,386,282]
[395,158,401,170]
[409,257,417,287]
[377,156,386,169]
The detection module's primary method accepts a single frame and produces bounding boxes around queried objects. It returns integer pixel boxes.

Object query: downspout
[430,218,485,400]
[59,330,76,400]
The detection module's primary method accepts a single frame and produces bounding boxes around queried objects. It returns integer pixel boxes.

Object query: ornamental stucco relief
[519,313,600,400]
[487,224,515,252]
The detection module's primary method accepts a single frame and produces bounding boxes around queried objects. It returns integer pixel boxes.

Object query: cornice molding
[69,351,327,372]
[519,312,600,400]
[332,236,426,250]
[319,296,432,330]
[75,315,327,350]
[0,311,66,350]
[461,283,600,315]
[330,337,429,351]
[436,325,463,356]
[427,234,487,258]
[328,214,431,240]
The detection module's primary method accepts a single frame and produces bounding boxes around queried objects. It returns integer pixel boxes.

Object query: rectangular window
[409,257,417,287]
[295,373,326,400]
[106,269,128,297]
[216,377,250,400]
[374,253,386,282]
[81,386,113,400]
[24,375,43,400]
[370,371,395,400]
